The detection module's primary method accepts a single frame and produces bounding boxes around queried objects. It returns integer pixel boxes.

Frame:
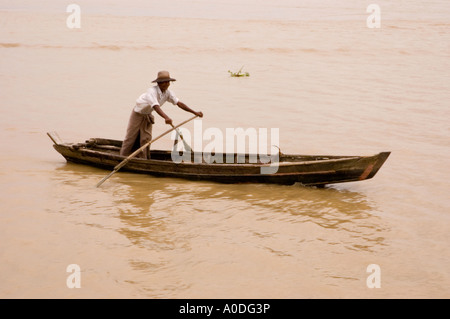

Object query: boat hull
[50,136,390,186]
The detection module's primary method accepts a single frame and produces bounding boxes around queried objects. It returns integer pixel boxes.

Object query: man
[120,71,203,159]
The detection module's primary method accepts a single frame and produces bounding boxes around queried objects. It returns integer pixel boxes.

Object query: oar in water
[96,114,198,187]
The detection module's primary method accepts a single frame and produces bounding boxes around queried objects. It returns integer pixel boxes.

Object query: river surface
[0,0,449,298]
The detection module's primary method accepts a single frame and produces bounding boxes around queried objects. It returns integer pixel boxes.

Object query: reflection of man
[119,71,203,159]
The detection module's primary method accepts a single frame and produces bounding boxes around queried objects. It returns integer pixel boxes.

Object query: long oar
[171,124,193,152]
[96,114,198,187]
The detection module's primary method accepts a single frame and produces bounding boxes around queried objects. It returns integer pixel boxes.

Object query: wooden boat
[47,133,390,187]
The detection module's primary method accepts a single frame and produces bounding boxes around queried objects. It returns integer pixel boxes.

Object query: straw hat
[152,70,176,83]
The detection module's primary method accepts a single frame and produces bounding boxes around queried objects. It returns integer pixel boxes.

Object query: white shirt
[134,85,179,114]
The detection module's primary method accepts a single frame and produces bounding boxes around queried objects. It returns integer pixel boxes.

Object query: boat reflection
[109,168,388,252]
[54,163,388,254]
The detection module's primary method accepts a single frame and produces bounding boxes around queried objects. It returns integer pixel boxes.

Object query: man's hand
[195,111,203,118]
[165,118,173,125]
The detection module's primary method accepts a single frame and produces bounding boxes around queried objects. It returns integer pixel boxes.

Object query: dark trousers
[120,110,154,159]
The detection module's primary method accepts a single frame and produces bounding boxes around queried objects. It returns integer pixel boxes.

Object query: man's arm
[177,101,203,118]
[153,104,173,125]
[153,102,203,126]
